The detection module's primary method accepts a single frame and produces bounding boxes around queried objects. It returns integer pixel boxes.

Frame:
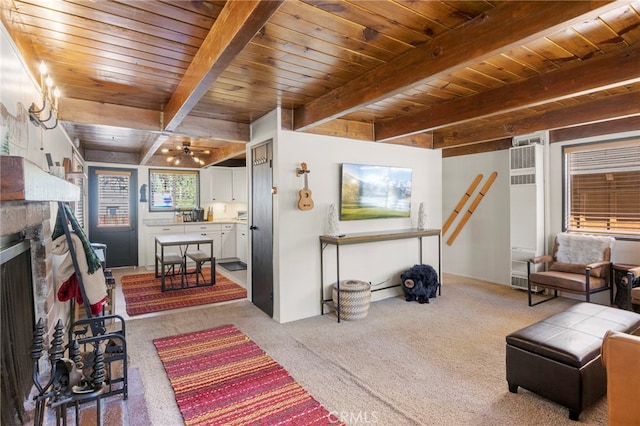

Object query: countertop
[144,219,248,226]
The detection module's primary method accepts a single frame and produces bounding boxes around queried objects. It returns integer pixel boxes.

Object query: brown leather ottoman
[506,303,640,420]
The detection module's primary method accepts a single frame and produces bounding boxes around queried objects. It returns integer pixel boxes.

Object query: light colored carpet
[125,274,608,426]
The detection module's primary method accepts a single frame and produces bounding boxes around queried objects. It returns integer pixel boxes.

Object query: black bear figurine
[400,264,439,304]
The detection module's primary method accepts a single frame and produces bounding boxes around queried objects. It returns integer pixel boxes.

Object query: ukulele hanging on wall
[297,162,314,211]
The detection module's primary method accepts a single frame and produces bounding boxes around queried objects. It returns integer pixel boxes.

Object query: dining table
[154,233,214,291]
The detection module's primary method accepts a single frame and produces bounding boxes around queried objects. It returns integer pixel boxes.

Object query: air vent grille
[511,275,528,289]
[510,174,536,185]
[510,145,537,170]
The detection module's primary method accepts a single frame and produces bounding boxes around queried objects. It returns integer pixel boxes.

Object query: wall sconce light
[28,61,60,130]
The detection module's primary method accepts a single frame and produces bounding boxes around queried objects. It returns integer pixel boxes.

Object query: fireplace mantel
[0,156,79,202]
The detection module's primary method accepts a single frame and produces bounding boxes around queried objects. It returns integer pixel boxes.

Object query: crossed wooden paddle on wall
[443,171,498,246]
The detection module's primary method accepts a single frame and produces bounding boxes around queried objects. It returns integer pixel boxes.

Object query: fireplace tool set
[31,315,127,426]
[28,202,129,425]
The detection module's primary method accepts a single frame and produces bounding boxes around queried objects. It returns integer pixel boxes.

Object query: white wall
[1,24,77,178]
[442,133,640,298]
[442,150,512,284]
[250,110,443,323]
[2,23,79,326]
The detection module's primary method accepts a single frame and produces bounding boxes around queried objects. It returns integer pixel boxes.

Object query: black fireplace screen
[1,238,35,425]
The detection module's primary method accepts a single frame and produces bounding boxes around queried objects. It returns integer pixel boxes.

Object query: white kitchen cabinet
[145,223,238,268]
[232,167,247,202]
[236,223,247,263]
[145,224,184,267]
[186,223,222,259]
[209,168,232,202]
[209,167,247,202]
[220,224,236,259]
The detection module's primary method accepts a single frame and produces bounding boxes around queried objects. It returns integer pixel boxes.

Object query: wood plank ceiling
[2,0,639,168]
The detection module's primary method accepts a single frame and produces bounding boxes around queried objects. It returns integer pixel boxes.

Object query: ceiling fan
[161,140,210,166]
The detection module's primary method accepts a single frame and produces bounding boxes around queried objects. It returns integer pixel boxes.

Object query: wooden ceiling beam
[303,119,374,142]
[83,149,140,165]
[162,0,283,132]
[59,98,161,131]
[283,109,433,148]
[139,133,170,167]
[58,98,249,165]
[205,143,247,166]
[442,139,513,158]
[175,115,249,143]
[506,92,640,139]
[379,43,640,142]
[550,116,640,143]
[382,133,434,149]
[434,91,640,148]
[441,116,640,159]
[293,1,618,132]
[282,108,375,141]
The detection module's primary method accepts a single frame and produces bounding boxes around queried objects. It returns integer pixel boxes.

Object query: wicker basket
[332,279,371,320]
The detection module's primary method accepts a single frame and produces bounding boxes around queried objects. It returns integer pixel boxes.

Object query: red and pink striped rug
[153,324,343,426]
[121,269,246,316]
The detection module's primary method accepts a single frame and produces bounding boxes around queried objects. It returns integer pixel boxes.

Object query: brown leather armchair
[527,233,614,306]
[601,330,640,425]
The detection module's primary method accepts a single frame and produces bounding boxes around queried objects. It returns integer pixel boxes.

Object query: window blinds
[566,141,640,237]
[96,172,131,226]
[149,169,200,211]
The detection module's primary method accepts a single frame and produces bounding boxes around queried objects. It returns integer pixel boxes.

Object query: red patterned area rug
[153,325,344,426]
[120,269,246,316]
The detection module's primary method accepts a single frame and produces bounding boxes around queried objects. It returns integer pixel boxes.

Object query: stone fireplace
[1,156,80,424]
[2,201,57,327]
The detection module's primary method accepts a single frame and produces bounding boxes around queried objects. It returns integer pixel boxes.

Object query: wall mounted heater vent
[509,143,545,291]
[512,131,548,147]
[510,144,538,185]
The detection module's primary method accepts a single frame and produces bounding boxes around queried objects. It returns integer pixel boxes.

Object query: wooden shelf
[1,156,80,202]
[320,228,441,245]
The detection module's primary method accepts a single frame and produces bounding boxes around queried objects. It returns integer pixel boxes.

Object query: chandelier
[162,141,210,166]
[28,62,60,130]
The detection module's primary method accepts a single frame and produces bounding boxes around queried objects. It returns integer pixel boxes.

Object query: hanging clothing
[52,204,102,274]
[57,274,105,315]
[52,233,107,313]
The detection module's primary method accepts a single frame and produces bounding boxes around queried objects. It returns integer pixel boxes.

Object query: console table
[320,228,442,322]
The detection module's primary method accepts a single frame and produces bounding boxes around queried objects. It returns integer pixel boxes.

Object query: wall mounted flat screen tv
[340,163,412,220]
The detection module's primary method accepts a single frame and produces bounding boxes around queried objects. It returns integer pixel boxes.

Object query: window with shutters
[564,139,640,238]
[149,169,199,212]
